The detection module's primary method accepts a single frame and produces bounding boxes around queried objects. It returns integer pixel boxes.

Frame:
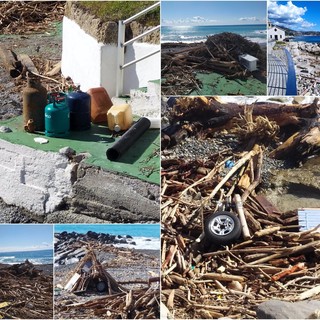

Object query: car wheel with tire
[96,280,108,293]
[204,211,241,244]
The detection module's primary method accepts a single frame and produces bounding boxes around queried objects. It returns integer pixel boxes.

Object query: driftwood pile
[161,33,266,95]
[0,260,53,319]
[56,286,160,319]
[0,1,65,34]
[161,97,320,318]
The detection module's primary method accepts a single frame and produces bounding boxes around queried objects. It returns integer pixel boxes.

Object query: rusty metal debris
[161,97,320,319]
[0,260,53,319]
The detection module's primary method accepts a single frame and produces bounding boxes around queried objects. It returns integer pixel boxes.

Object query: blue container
[66,91,91,131]
[45,99,70,137]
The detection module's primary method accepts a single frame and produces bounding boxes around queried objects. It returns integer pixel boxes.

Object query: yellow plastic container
[107,104,133,132]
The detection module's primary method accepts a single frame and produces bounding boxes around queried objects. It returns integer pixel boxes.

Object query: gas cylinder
[107,104,133,132]
[45,95,70,137]
[87,87,113,124]
[23,76,47,131]
[66,91,91,130]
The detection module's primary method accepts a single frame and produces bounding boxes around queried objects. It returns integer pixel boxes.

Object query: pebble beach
[287,41,320,95]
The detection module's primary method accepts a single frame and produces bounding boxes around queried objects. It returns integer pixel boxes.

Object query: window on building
[270,35,272,38]
[274,28,277,31]
[280,35,282,39]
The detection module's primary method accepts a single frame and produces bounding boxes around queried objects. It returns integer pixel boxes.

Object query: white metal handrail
[116,2,160,97]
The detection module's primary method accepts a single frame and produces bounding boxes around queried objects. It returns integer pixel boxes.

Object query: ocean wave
[114,236,160,251]
[245,37,267,44]
[254,29,267,34]
[0,257,52,265]
[0,256,15,263]
[162,39,205,44]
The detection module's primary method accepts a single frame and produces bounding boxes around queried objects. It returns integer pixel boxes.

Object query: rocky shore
[287,41,320,95]
[55,231,139,265]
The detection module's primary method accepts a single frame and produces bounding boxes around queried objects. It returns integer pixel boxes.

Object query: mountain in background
[270,24,320,36]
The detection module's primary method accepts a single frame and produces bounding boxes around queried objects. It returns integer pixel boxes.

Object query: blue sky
[161,1,267,26]
[0,225,53,253]
[268,1,320,31]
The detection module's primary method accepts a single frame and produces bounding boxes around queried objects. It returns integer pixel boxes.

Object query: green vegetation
[273,41,287,50]
[79,1,160,26]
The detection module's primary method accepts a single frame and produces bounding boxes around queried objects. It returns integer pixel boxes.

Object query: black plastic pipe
[106,117,151,161]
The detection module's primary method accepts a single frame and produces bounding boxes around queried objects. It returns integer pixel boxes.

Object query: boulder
[257,300,320,319]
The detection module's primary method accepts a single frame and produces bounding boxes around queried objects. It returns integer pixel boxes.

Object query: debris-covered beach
[54,227,160,319]
[161,96,320,319]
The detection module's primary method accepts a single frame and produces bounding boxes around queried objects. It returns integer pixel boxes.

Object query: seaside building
[268,22,286,41]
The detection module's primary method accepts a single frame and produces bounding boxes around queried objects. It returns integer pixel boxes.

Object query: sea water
[54,224,160,251]
[293,35,320,43]
[0,249,53,265]
[161,24,267,44]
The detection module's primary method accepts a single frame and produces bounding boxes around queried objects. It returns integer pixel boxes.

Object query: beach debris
[0,260,53,319]
[54,240,160,319]
[161,96,320,319]
[161,32,266,95]
[34,137,49,144]
[0,1,65,35]
[0,126,12,133]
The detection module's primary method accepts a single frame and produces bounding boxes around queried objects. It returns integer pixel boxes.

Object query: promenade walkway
[268,53,287,95]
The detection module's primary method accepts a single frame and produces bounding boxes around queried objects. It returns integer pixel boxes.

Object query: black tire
[204,211,242,244]
[96,281,107,293]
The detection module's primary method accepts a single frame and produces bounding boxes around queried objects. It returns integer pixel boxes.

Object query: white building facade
[268,24,286,41]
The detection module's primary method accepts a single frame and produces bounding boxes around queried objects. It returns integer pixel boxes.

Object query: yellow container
[107,104,133,132]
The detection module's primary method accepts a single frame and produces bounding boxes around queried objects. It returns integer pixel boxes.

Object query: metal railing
[116,2,160,97]
[284,48,297,95]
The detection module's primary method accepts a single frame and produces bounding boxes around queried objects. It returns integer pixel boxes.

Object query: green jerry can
[45,94,70,137]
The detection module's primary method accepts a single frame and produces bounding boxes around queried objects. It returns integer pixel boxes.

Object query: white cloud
[0,244,53,253]
[239,17,260,22]
[268,1,316,31]
[162,16,217,26]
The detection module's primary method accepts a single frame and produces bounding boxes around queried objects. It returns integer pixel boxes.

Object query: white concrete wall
[62,16,160,97]
[122,42,160,94]
[61,17,104,92]
[0,139,73,216]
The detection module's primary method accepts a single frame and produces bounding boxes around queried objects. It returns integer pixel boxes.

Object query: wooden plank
[18,53,39,74]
